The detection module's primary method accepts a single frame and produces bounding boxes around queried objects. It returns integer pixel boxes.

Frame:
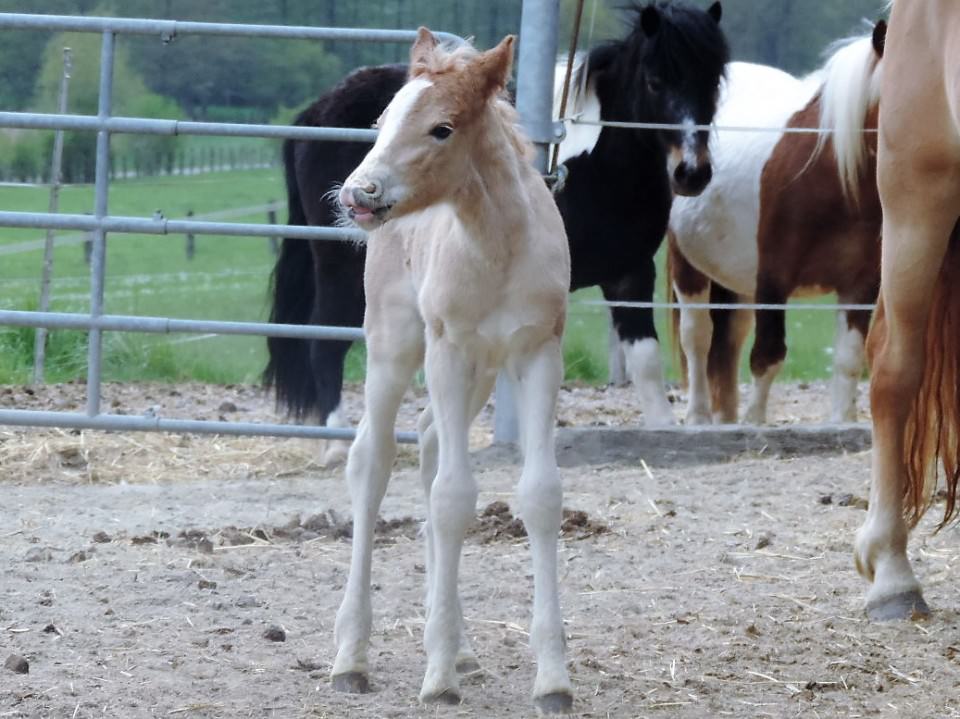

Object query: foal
[854,0,960,621]
[332,30,573,710]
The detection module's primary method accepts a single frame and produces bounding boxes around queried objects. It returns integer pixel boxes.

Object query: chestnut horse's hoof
[535,691,574,715]
[332,671,371,694]
[866,590,930,622]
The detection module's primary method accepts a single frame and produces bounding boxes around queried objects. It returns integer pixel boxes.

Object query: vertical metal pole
[86,31,115,417]
[493,0,561,444]
[33,47,73,385]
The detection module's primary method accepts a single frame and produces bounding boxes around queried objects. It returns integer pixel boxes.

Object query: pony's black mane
[583,1,729,87]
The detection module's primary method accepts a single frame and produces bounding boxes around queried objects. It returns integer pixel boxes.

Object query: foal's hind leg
[332,313,423,691]
[509,337,573,713]
[417,378,495,677]
[855,208,956,621]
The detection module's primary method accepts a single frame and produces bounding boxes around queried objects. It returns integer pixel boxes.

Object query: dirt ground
[3,382,959,718]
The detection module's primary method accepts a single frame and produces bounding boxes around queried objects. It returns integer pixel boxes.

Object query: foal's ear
[872,19,887,58]
[475,34,516,96]
[640,5,661,37]
[708,1,723,24]
[410,26,439,77]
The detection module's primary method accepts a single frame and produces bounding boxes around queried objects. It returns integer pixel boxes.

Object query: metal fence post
[86,30,115,417]
[33,47,72,384]
[493,0,560,445]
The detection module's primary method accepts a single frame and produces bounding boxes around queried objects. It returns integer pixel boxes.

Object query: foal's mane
[417,40,533,161]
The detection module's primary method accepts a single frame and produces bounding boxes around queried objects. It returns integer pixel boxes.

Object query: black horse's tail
[263,139,321,421]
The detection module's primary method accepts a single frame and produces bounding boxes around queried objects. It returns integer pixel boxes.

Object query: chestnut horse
[669,27,884,424]
[854,0,960,621]
[332,31,573,710]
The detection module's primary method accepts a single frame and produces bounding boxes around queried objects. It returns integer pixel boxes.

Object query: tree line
[0,0,888,182]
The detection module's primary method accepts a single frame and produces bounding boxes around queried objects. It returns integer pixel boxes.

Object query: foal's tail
[263,139,320,421]
[902,230,960,529]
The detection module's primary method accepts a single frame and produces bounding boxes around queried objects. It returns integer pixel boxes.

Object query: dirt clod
[24,547,53,562]
[92,531,112,543]
[198,579,218,591]
[263,625,286,642]
[5,654,29,674]
[67,550,90,563]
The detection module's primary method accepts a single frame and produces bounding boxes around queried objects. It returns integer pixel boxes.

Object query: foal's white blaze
[370,77,434,160]
[682,116,699,168]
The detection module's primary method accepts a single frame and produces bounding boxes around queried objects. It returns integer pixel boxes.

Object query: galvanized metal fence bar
[86,29,114,417]
[492,0,562,444]
[33,47,72,384]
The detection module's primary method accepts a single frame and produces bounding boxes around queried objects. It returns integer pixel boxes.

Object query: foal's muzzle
[338,180,393,228]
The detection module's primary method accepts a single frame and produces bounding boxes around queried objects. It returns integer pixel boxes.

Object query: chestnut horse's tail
[901,228,960,528]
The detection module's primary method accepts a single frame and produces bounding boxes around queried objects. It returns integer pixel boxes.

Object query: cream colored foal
[331,29,573,712]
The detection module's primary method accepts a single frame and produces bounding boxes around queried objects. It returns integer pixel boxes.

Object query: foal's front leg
[332,338,421,692]
[510,338,573,713]
[419,337,479,704]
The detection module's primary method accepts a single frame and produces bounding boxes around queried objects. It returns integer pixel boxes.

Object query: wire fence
[0,9,875,446]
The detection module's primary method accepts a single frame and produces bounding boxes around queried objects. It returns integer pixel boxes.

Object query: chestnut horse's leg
[855,190,958,621]
[509,337,573,713]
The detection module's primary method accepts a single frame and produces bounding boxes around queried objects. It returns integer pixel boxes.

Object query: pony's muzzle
[672,161,713,197]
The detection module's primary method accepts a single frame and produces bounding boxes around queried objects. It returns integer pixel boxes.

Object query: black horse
[265,1,728,443]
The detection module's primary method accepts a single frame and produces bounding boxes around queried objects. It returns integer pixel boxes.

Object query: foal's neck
[451,109,534,255]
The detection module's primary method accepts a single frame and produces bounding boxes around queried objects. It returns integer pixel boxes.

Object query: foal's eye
[429,124,454,140]
[647,76,663,94]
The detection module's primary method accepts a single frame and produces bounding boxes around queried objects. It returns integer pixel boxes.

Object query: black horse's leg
[309,242,367,464]
[602,266,675,427]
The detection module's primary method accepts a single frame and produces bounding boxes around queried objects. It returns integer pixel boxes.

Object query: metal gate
[0,4,559,444]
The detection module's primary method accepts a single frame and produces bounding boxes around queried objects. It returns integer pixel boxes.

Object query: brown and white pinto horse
[669,26,885,426]
[747,22,886,425]
[854,0,960,621]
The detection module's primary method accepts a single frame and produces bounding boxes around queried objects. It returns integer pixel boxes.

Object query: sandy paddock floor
[2,382,959,718]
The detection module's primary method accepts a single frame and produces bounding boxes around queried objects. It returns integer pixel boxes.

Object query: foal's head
[339,29,517,230]
[605,1,728,196]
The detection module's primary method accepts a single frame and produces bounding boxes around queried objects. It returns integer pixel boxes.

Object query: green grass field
[0,168,841,387]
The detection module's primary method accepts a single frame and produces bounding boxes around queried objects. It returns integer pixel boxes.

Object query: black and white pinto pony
[265,1,729,457]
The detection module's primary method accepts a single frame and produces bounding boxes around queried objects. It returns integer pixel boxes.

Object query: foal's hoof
[866,590,930,622]
[332,672,371,694]
[420,689,462,706]
[535,691,574,715]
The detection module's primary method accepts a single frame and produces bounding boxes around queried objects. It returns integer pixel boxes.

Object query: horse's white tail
[814,33,883,203]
